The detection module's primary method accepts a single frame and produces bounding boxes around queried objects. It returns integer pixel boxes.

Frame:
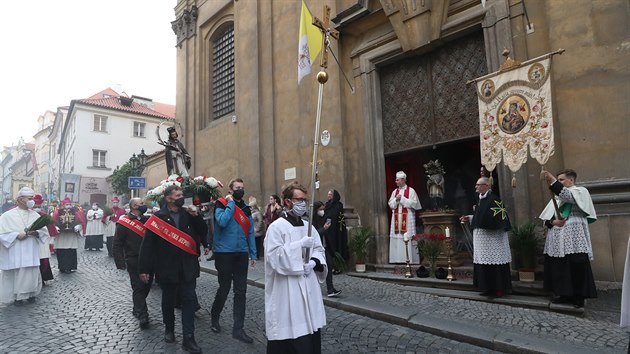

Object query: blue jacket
[214,199,257,258]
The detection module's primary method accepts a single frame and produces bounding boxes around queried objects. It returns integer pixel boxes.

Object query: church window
[211,25,235,121]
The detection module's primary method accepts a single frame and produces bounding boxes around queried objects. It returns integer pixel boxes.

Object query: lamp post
[129,149,147,199]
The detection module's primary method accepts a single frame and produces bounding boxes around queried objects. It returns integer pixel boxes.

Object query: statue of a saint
[159,127,191,177]
[427,174,444,210]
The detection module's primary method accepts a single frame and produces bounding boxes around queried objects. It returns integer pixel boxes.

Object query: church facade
[168,0,630,281]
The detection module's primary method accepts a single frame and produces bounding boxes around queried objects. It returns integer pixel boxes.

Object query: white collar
[479,190,490,199]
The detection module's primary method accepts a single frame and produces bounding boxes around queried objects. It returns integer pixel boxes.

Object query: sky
[0,0,177,147]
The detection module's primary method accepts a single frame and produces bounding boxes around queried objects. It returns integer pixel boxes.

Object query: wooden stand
[420,211,466,267]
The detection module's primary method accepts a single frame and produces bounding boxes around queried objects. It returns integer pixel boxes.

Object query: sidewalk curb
[199,264,604,354]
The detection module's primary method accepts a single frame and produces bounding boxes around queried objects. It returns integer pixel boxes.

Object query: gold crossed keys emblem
[491,200,508,220]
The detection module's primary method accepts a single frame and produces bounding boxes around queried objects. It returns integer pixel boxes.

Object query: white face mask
[292,201,307,216]
[317,210,325,217]
[125,208,131,214]
[26,200,36,209]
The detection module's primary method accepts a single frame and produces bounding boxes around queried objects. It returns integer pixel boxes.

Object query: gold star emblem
[491,200,508,220]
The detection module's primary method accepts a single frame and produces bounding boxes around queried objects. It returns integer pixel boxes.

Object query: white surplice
[264,217,327,341]
[86,209,105,235]
[388,185,422,263]
[0,207,50,303]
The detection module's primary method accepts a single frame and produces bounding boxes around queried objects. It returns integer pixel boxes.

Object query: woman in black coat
[324,190,349,271]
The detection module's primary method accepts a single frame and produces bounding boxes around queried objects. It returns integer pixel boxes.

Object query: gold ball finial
[317,71,328,83]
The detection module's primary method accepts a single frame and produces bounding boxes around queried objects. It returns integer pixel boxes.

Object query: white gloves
[300,236,314,248]
[303,260,316,276]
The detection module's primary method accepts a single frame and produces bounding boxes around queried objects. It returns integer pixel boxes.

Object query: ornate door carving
[380,32,487,154]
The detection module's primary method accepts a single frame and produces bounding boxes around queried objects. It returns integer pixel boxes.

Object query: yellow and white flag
[297,0,322,84]
[475,57,555,173]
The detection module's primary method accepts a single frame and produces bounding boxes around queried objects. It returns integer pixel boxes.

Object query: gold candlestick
[403,238,413,278]
[446,237,456,281]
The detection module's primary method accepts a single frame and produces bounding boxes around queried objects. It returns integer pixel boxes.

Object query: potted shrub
[510,221,543,282]
[349,226,373,272]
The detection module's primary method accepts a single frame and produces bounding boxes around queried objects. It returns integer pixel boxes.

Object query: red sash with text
[117,215,146,238]
[217,198,251,239]
[144,215,199,256]
[394,187,410,234]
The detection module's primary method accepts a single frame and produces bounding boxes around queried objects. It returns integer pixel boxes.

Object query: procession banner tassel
[511,174,516,188]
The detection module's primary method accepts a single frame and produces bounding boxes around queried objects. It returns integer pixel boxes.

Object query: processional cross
[311,6,339,72]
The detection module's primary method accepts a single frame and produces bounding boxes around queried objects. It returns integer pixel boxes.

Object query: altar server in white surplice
[388,171,422,263]
[264,182,327,354]
[0,187,50,304]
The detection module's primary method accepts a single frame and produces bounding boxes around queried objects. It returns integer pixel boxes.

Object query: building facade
[169,0,630,281]
[57,88,175,206]
[33,111,56,201]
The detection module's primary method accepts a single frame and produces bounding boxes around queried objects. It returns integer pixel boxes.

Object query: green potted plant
[349,226,373,272]
[509,221,543,282]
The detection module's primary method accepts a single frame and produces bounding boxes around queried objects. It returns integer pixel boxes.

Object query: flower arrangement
[145,174,221,205]
[423,159,445,176]
[412,232,446,276]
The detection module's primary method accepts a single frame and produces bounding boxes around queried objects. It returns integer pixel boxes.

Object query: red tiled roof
[86,87,121,100]
[74,97,174,119]
[153,102,176,118]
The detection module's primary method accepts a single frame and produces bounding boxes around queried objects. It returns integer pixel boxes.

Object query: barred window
[92,150,107,168]
[133,122,146,137]
[94,115,108,132]
[212,25,235,120]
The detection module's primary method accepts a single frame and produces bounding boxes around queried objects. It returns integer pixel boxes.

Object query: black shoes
[327,289,342,297]
[139,315,149,329]
[232,329,253,344]
[210,320,221,333]
[164,330,176,343]
[182,335,202,353]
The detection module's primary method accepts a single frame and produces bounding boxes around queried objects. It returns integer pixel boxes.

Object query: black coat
[138,205,208,283]
[471,191,511,231]
[112,212,149,270]
[324,190,349,260]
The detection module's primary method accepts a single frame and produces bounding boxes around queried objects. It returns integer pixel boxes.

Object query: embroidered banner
[117,215,146,238]
[475,57,554,173]
[144,215,198,256]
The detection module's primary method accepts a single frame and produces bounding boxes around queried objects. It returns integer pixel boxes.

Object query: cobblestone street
[0,246,496,353]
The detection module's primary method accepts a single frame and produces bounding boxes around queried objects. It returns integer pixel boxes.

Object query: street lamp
[128,149,147,198]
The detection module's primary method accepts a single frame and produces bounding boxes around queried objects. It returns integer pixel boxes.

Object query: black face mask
[174,197,185,207]
[232,189,245,200]
[138,205,148,214]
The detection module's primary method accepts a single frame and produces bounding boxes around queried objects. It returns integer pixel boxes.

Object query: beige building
[164,0,629,281]
[33,111,56,200]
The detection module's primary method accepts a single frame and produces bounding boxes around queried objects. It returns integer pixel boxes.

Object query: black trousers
[161,279,197,336]
[267,330,321,354]
[127,260,153,318]
[211,252,249,333]
[56,248,77,272]
[325,247,334,293]
[106,236,114,257]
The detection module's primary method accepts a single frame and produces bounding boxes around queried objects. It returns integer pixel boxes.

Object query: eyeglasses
[291,198,308,203]
[475,183,489,186]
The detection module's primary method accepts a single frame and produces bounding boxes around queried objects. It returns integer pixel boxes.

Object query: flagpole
[305,72,327,262]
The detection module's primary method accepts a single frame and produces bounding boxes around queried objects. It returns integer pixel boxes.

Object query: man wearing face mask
[138,185,208,354]
[210,178,257,344]
[113,198,153,329]
[85,203,105,251]
[264,181,327,353]
[51,198,86,273]
[0,187,51,304]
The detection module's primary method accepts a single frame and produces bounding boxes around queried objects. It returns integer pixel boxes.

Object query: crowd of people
[0,166,600,353]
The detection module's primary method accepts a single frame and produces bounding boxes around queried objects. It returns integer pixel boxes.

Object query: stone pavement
[201,257,629,354]
[0,246,496,354]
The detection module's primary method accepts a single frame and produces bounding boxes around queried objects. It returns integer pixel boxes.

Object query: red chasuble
[394,187,410,234]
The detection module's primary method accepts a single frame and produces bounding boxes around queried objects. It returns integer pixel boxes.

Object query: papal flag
[474,54,556,176]
[298,0,322,84]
